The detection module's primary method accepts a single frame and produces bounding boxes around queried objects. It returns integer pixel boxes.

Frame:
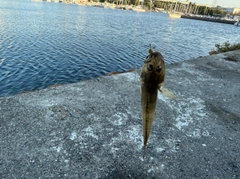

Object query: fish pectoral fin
[159,87,178,100]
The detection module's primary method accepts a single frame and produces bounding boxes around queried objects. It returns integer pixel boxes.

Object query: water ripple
[0,0,240,97]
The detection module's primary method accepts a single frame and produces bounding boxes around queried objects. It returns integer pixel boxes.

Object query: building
[233,8,240,14]
[218,6,240,15]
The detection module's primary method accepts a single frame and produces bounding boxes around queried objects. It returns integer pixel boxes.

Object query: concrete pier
[181,15,237,25]
[1,50,240,178]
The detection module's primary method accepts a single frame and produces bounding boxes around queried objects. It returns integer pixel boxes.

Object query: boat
[234,20,240,26]
[168,1,181,18]
[168,13,181,18]
[130,6,146,12]
[132,8,145,12]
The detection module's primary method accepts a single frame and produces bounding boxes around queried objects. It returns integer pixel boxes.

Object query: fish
[140,47,177,151]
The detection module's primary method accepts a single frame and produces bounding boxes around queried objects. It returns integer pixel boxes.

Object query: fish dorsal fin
[149,48,153,55]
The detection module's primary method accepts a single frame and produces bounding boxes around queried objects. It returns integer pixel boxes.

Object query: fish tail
[141,89,158,148]
[143,145,146,159]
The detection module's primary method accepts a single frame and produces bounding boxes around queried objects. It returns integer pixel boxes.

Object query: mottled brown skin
[140,48,165,148]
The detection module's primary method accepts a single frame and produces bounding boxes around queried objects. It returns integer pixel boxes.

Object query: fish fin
[149,44,153,53]
[149,48,153,54]
[159,87,178,100]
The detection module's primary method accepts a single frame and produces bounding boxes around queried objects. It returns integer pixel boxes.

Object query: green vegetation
[209,41,240,55]
[197,6,226,16]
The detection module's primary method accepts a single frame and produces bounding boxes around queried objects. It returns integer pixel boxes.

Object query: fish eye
[156,66,162,72]
[146,55,149,59]
[148,64,153,71]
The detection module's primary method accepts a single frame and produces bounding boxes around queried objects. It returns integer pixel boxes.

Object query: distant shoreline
[67,1,147,12]
[39,0,239,25]
[39,0,147,12]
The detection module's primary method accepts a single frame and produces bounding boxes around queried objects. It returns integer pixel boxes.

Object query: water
[0,0,240,97]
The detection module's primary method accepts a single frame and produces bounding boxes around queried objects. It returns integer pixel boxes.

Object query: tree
[144,0,151,9]
[212,7,225,15]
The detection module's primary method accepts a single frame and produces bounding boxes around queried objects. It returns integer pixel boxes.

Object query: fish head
[143,48,165,78]
[140,48,166,91]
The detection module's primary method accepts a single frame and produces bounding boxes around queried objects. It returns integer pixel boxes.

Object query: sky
[193,0,240,8]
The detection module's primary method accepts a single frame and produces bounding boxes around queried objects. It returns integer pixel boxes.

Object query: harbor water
[0,0,240,97]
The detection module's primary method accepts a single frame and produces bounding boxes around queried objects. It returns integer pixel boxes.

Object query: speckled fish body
[140,48,165,148]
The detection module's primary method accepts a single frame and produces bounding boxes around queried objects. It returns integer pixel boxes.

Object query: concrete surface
[0,50,240,179]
